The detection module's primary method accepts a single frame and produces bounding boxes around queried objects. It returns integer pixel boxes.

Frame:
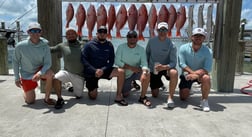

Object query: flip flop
[138,96,152,107]
[114,99,128,106]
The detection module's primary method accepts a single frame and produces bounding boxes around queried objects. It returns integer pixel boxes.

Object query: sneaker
[55,98,65,109]
[200,99,210,112]
[167,99,175,108]
[160,86,167,91]
[44,98,56,107]
[131,80,140,90]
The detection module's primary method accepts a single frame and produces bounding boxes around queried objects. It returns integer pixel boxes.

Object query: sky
[0,0,251,38]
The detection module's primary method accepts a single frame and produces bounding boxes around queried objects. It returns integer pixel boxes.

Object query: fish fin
[138,34,145,41]
[107,33,112,40]
[168,31,172,38]
[176,30,181,37]
[116,31,121,38]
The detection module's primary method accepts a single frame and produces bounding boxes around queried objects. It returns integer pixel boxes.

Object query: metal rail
[62,0,219,3]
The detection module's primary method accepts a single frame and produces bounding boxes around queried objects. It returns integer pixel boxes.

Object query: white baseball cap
[157,22,168,29]
[27,22,41,31]
[192,28,206,37]
[66,27,76,33]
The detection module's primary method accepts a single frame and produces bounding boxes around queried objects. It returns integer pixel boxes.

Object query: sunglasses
[158,28,168,32]
[98,29,107,34]
[127,35,137,39]
[193,34,205,37]
[29,29,41,33]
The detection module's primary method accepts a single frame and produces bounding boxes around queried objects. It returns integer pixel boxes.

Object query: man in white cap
[178,27,213,112]
[51,27,85,109]
[146,22,178,108]
[12,22,55,106]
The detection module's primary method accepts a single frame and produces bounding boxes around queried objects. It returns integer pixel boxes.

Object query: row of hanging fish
[65,3,215,41]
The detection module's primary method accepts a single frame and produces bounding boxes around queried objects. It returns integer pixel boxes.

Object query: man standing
[12,22,55,106]
[115,30,151,107]
[81,26,125,103]
[51,27,85,109]
[146,22,178,108]
[178,28,213,112]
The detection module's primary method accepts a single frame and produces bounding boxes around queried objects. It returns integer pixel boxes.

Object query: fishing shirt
[115,43,149,79]
[81,38,115,78]
[178,42,213,73]
[146,36,177,73]
[12,38,51,81]
[51,41,84,77]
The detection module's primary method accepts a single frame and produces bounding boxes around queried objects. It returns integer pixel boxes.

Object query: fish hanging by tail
[66,3,74,28]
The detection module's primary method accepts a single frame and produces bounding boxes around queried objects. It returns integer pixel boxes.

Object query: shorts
[54,70,85,97]
[122,72,141,94]
[150,70,170,90]
[179,75,200,90]
[21,78,38,92]
[85,67,114,91]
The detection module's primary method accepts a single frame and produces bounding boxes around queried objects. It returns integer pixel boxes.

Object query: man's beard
[98,38,106,42]
[68,39,77,43]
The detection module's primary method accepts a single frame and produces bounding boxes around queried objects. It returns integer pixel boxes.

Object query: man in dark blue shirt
[81,26,127,105]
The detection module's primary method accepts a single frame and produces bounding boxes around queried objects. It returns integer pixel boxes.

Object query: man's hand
[95,69,104,78]
[32,73,41,82]
[15,80,22,88]
[185,73,199,81]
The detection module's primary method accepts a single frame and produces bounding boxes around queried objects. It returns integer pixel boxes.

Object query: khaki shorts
[54,70,85,97]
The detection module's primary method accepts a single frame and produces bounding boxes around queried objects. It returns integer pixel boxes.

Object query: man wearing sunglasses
[146,22,178,108]
[114,30,151,107]
[50,27,85,109]
[12,22,55,106]
[178,28,213,112]
[81,26,124,101]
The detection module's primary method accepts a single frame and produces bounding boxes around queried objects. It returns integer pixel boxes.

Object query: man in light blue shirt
[12,22,55,106]
[115,30,151,107]
[178,27,213,112]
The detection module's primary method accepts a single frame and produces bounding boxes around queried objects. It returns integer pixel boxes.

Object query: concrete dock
[0,71,251,137]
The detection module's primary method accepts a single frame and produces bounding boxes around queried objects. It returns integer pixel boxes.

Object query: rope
[240,80,252,96]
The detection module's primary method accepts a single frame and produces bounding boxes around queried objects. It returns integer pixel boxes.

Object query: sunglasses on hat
[158,28,168,32]
[29,29,41,33]
[127,35,137,39]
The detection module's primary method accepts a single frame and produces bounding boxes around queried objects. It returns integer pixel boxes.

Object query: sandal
[131,80,140,90]
[114,99,128,106]
[138,96,152,107]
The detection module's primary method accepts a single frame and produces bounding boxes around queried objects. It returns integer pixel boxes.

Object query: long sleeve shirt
[50,41,84,77]
[81,38,115,78]
[12,38,51,81]
[146,36,177,73]
[178,43,213,73]
[115,43,149,79]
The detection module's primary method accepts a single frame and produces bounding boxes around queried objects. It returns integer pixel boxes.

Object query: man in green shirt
[51,27,85,109]
[115,30,151,107]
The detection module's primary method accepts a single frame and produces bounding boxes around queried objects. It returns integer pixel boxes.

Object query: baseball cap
[66,27,76,33]
[27,22,41,31]
[127,30,137,37]
[192,28,206,37]
[97,26,107,33]
[157,22,168,29]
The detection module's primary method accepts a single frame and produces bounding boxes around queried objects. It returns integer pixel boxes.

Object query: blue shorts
[122,72,142,94]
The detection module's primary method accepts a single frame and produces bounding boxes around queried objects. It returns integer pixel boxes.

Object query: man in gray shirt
[146,22,178,108]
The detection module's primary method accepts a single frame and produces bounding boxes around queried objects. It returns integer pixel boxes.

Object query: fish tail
[138,34,145,41]
[176,30,181,37]
[107,32,112,40]
[77,29,82,37]
[66,22,69,28]
[168,31,172,38]
[116,31,121,38]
